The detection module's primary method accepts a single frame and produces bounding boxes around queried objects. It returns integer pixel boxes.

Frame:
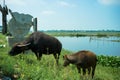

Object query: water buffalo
[9,31,62,64]
[63,50,97,78]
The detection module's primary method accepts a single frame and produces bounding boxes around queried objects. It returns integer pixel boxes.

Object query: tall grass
[0,47,120,80]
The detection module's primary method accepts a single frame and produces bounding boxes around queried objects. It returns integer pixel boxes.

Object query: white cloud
[98,0,120,5]
[58,1,76,7]
[41,10,56,15]
[59,1,70,7]
[6,0,48,7]
[6,0,26,6]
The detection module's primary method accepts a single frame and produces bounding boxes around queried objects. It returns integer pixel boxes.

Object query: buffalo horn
[17,43,31,47]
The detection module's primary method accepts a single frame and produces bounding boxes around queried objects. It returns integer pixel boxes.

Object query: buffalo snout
[8,51,15,56]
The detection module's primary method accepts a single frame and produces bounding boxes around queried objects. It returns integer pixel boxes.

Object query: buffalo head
[63,55,71,67]
[9,43,30,56]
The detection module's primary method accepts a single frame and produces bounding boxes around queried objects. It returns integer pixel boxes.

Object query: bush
[97,55,120,68]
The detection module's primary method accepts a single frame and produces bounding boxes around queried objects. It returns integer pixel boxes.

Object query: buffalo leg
[57,53,60,64]
[82,68,86,75]
[34,52,39,60]
[34,52,42,60]
[88,67,91,75]
[92,65,96,78]
[76,65,81,74]
[53,54,59,65]
[38,53,42,60]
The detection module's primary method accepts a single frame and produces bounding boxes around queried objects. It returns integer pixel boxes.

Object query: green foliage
[97,55,120,68]
[0,48,120,80]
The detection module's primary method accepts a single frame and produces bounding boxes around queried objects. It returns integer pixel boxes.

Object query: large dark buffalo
[9,32,62,64]
[63,50,97,78]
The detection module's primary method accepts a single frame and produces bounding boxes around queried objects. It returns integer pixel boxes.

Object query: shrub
[97,55,120,68]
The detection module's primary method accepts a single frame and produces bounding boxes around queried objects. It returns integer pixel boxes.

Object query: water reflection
[57,37,120,56]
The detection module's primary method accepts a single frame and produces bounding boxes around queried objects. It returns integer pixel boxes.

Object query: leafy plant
[97,55,120,67]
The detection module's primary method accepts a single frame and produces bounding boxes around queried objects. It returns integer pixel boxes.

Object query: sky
[0,0,120,30]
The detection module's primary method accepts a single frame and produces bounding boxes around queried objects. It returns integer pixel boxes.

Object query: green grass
[0,47,120,80]
[0,33,120,80]
[0,33,7,44]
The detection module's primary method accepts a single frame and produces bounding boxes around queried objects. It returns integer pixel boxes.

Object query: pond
[56,36,120,56]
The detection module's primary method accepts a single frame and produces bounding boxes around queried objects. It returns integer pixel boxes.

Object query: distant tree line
[40,30,120,32]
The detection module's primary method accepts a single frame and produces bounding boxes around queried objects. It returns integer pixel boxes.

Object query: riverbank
[43,30,120,37]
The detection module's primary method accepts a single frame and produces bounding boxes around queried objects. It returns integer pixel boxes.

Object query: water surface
[57,37,120,56]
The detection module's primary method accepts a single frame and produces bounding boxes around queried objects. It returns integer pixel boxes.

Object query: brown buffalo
[63,50,97,78]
